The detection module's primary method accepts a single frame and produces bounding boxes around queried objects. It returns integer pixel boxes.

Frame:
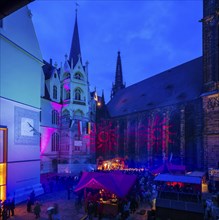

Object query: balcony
[73,100,86,105]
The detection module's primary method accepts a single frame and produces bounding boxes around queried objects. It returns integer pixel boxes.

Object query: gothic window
[75,88,81,100]
[63,72,70,79]
[61,109,70,128]
[52,133,59,151]
[53,85,57,99]
[74,109,84,117]
[52,110,59,125]
[74,72,84,80]
[66,90,70,100]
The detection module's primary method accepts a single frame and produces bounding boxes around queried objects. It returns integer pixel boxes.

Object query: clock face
[21,117,34,136]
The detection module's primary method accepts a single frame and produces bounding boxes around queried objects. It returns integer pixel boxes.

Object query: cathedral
[96,0,219,172]
[0,0,218,204]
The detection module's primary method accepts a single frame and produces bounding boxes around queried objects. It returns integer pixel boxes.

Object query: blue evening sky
[29,0,203,102]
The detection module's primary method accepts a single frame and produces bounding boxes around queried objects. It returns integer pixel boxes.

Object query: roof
[69,12,82,68]
[42,60,55,80]
[154,173,202,184]
[150,163,186,175]
[0,0,34,19]
[74,171,137,198]
[107,57,203,117]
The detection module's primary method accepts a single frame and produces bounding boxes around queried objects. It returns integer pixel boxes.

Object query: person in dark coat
[87,201,94,220]
[33,201,41,219]
[2,208,7,220]
[27,197,32,213]
[9,198,15,216]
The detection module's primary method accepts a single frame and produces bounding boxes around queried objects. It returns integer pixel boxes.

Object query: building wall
[0,7,42,108]
[202,0,219,170]
[0,6,43,202]
[97,99,204,170]
[203,93,219,169]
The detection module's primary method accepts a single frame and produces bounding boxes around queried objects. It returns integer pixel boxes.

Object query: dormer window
[54,73,57,78]
[53,85,57,99]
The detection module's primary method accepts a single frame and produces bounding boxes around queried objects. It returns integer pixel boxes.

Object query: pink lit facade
[40,13,97,174]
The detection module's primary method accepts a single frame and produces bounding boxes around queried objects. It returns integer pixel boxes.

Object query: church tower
[40,8,96,173]
[202,0,219,169]
[59,9,93,165]
[203,0,219,92]
[111,51,125,99]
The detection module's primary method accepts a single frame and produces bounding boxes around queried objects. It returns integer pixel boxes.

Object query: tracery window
[52,110,59,125]
[75,88,81,100]
[52,133,59,151]
[66,90,70,100]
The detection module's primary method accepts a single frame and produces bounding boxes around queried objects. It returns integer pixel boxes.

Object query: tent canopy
[150,162,186,175]
[154,173,202,184]
[74,171,137,198]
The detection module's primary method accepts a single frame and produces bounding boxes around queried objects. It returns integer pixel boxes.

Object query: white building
[0,6,44,202]
[40,12,96,174]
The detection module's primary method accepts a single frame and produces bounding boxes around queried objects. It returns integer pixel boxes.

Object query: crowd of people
[0,198,15,220]
[2,168,217,220]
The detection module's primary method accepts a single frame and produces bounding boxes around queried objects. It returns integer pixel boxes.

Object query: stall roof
[74,171,137,198]
[154,173,202,184]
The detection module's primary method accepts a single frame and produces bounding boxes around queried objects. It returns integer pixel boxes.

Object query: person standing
[9,198,15,216]
[33,201,41,219]
[27,197,32,213]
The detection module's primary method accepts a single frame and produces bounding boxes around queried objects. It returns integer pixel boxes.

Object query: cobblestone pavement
[9,190,150,220]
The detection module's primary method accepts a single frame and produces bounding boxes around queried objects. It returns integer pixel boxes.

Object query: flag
[78,120,82,136]
[69,119,74,128]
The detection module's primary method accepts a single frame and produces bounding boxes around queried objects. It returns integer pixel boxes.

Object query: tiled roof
[107,57,203,117]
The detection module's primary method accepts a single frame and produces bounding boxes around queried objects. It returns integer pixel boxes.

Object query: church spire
[69,9,82,68]
[111,51,125,99]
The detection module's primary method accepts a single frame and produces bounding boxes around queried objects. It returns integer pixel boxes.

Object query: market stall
[74,171,137,217]
[97,157,127,171]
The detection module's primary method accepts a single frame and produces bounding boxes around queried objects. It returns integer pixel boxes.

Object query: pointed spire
[102,89,105,105]
[111,51,125,99]
[69,10,82,68]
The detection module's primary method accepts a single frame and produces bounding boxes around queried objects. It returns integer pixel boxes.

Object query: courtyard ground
[10,189,150,220]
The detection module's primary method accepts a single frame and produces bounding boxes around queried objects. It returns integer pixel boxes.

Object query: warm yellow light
[97,102,101,106]
[0,163,6,201]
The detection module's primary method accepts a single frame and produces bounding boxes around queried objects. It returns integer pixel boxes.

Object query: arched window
[53,85,57,99]
[74,72,83,80]
[66,90,70,100]
[75,88,81,100]
[63,72,70,79]
[52,110,59,125]
[52,133,59,151]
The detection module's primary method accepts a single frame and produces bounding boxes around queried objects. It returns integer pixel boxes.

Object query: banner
[78,120,82,136]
